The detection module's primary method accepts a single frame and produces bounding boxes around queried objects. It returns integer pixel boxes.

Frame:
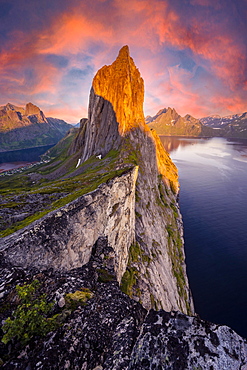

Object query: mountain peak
[5,103,16,110]
[92,45,145,135]
[117,44,130,59]
[25,102,41,116]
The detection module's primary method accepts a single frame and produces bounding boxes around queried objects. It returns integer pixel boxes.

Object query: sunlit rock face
[0,103,47,132]
[24,102,47,123]
[93,45,145,134]
[78,45,145,162]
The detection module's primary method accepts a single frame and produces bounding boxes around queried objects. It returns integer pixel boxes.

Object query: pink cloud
[45,105,87,123]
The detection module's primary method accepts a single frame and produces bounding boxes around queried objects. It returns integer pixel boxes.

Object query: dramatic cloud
[0,0,246,122]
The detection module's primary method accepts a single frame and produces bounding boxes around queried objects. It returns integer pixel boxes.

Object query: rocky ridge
[71,45,192,313]
[0,45,191,314]
[146,107,215,137]
[0,167,137,282]
[0,103,71,151]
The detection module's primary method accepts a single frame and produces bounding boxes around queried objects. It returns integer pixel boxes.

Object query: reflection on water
[160,136,207,153]
[160,136,247,338]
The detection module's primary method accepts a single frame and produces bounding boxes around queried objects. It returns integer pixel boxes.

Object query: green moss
[150,293,159,310]
[120,136,142,168]
[1,280,60,346]
[135,189,141,202]
[152,239,160,248]
[0,210,49,238]
[97,269,116,283]
[120,267,138,297]
[158,183,169,207]
[166,220,192,314]
[0,202,23,209]
[129,242,142,263]
[151,251,157,259]
[135,210,142,218]
[166,225,174,238]
[0,175,31,196]
[142,254,151,264]
[170,202,179,218]
[65,288,93,309]
[121,242,152,298]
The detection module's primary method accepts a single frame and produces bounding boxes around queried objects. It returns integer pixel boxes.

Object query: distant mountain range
[200,112,247,138]
[146,108,247,139]
[0,103,72,152]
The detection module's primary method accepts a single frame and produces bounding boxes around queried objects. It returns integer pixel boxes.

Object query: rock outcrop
[0,167,137,282]
[74,46,145,162]
[70,46,193,314]
[0,103,71,151]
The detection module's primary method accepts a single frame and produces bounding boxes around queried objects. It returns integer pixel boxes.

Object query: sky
[0,0,246,123]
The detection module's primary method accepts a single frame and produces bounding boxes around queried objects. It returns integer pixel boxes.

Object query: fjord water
[0,145,53,172]
[160,136,247,338]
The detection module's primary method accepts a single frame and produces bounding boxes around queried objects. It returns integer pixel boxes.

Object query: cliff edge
[70,45,192,313]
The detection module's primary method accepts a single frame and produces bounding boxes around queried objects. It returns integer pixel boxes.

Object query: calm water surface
[160,136,247,338]
[0,145,53,172]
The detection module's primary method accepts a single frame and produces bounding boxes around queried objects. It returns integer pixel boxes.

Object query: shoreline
[0,159,50,177]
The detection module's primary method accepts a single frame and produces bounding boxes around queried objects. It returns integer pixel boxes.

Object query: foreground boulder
[0,238,246,369]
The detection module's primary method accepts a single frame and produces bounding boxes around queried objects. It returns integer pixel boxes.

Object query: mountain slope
[0,103,72,151]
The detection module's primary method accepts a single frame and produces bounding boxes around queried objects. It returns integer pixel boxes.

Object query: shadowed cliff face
[78,90,122,162]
